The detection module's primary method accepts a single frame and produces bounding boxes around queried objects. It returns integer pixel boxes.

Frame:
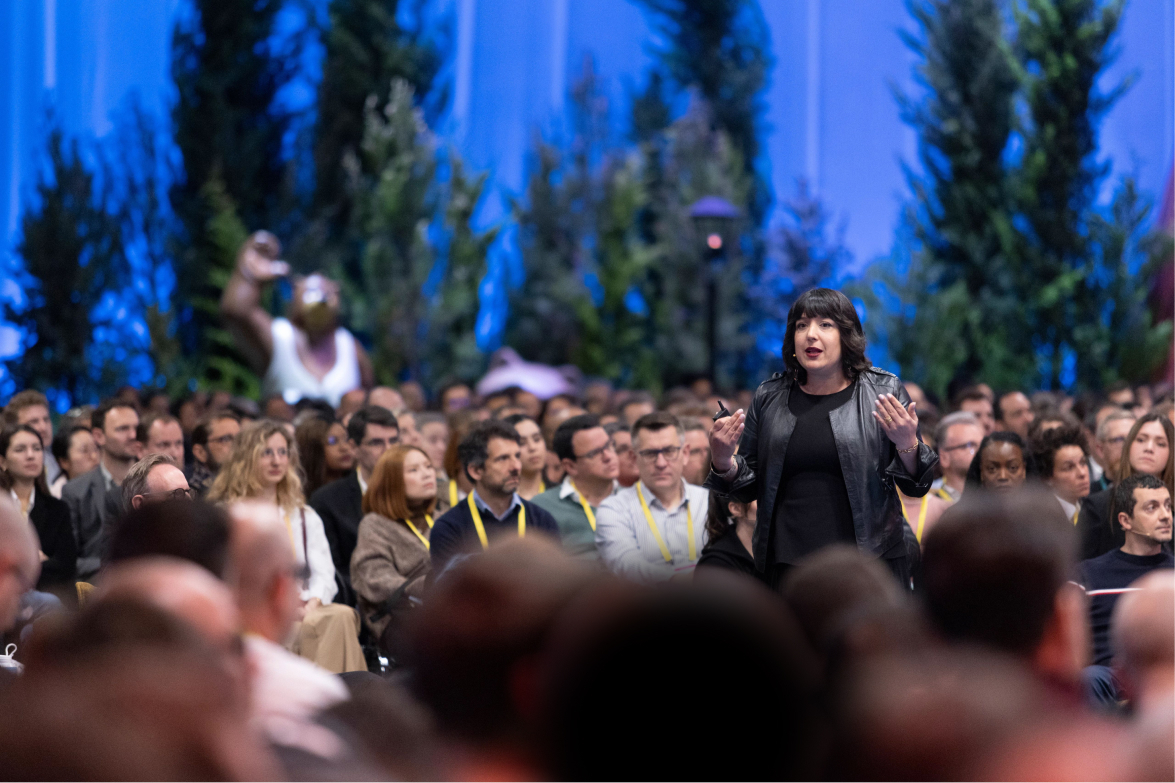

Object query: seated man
[1033,424,1091,526]
[1079,474,1173,670]
[532,414,619,561]
[228,502,351,750]
[595,412,709,583]
[310,406,399,602]
[136,412,185,467]
[187,412,242,498]
[220,230,373,406]
[429,421,559,576]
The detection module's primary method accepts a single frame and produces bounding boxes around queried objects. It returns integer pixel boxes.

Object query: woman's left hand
[873,394,919,450]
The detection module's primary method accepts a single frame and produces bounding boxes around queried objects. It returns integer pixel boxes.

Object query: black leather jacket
[704,367,938,572]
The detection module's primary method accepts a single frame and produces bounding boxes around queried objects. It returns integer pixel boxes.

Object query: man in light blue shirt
[596,412,708,583]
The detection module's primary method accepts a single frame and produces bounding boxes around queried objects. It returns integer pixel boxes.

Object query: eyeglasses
[1102,436,1126,446]
[262,448,289,459]
[326,436,344,446]
[613,443,632,456]
[142,487,193,501]
[208,434,237,446]
[575,442,617,461]
[361,437,398,449]
[942,441,980,454]
[637,446,682,463]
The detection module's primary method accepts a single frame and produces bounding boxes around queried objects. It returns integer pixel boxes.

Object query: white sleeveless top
[262,318,361,407]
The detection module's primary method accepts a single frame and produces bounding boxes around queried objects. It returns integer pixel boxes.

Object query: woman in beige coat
[351,444,438,656]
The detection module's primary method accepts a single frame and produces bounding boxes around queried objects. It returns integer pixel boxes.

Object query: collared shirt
[356,467,368,496]
[99,460,117,491]
[9,486,35,519]
[1057,495,1080,525]
[595,479,709,584]
[471,489,522,522]
[532,477,619,561]
[932,480,961,503]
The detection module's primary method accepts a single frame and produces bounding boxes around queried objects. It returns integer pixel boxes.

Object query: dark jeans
[768,551,918,593]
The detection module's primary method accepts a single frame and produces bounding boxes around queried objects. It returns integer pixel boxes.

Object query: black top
[29,492,77,589]
[773,381,857,564]
[696,524,757,579]
[430,495,560,576]
[1079,548,1174,666]
[310,471,364,603]
[1076,489,1123,562]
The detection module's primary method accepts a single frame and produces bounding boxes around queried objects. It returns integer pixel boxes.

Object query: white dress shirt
[1056,495,1080,525]
[595,479,709,584]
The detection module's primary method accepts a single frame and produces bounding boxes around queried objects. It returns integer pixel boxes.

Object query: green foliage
[12,131,127,403]
[635,0,772,220]
[854,0,1164,397]
[170,0,296,388]
[313,0,440,244]
[347,80,438,384]
[346,79,495,389]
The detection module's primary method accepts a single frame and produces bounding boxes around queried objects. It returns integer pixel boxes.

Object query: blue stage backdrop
[1,0,1172,386]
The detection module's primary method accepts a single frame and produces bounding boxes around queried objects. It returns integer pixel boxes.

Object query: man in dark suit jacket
[61,399,140,580]
[310,406,399,604]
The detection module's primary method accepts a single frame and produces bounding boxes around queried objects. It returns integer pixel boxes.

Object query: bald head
[228,502,300,641]
[0,494,40,631]
[94,557,239,649]
[1112,570,1175,679]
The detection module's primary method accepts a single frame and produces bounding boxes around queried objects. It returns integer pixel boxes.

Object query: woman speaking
[706,288,938,588]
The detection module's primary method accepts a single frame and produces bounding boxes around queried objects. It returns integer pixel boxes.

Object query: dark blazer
[310,471,364,596]
[1077,488,1123,562]
[61,466,116,580]
[30,491,77,589]
[705,368,939,573]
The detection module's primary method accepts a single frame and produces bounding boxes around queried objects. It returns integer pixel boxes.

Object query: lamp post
[689,196,741,386]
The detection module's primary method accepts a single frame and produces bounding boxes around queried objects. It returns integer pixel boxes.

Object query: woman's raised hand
[873,394,919,450]
[709,409,746,473]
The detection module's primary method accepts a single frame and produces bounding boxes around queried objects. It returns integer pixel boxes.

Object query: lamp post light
[689,196,741,386]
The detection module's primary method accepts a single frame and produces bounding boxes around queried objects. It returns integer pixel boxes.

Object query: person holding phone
[221,231,374,407]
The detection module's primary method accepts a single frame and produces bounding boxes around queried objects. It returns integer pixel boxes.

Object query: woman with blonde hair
[208,419,365,672]
[351,444,438,658]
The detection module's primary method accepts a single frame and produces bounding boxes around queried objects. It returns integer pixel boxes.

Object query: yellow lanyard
[281,510,297,557]
[934,487,954,503]
[449,479,459,508]
[636,482,695,563]
[572,482,597,531]
[467,493,525,550]
[539,479,547,493]
[404,514,434,550]
[1071,509,1079,526]
[901,495,930,543]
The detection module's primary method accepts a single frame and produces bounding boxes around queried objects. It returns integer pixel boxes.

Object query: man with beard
[187,412,242,499]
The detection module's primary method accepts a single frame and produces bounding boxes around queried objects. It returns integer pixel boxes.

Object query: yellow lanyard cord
[404,514,434,550]
[1071,509,1079,526]
[467,493,525,550]
[449,479,459,508]
[636,482,695,563]
[572,483,597,531]
[935,487,954,503]
[281,510,297,557]
[900,495,930,543]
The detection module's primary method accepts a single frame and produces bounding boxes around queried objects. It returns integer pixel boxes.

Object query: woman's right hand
[709,409,745,473]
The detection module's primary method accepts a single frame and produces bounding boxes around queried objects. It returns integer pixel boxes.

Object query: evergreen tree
[170,0,297,385]
[313,0,440,242]
[1012,0,1160,389]
[347,80,438,384]
[850,0,1025,398]
[634,0,772,220]
[11,131,128,405]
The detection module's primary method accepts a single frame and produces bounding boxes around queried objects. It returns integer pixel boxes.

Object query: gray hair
[122,454,176,507]
[935,411,982,451]
[1097,409,1137,441]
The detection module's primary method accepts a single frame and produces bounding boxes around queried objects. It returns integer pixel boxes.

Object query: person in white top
[208,420,365,673]
[596,412,708,583]
[228,501,351,761]
[221,231,373,407]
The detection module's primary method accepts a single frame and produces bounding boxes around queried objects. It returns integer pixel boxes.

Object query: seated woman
[295,415,355,499]
[351,444,438,659]
[48,424,100,499]
[208,420,365,673]
[0,425,76,596]
[964,431,1036,493]
[695,492,758,579]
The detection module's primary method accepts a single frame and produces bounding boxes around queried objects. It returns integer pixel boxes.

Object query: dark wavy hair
[964,432,1038,491]
[782,288,871,384]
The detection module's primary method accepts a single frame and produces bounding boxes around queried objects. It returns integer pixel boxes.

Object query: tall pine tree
[851,0,1025,398]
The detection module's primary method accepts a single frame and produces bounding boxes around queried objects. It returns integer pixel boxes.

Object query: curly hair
[206,420,304,512]
[782,288,871,384]
[1030,424,1088,481]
